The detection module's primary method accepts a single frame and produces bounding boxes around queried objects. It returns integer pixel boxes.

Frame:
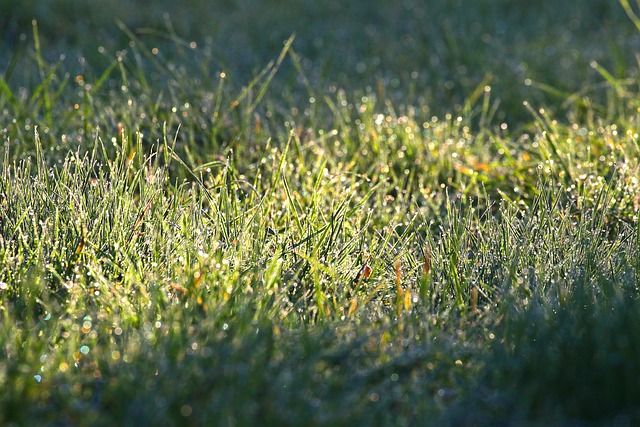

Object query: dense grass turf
[1,0,640,425]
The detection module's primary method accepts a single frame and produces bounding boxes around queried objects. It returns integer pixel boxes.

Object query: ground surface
[1,1,640,425]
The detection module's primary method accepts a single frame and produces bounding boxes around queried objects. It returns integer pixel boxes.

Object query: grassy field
[1,0,640,425]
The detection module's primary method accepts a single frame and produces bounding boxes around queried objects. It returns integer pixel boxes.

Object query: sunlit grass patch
[1,0,640,425]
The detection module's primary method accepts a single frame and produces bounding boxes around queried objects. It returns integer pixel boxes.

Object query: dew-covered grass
[1,1,640,425]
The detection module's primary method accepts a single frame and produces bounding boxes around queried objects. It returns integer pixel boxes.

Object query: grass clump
[1,0,640,425]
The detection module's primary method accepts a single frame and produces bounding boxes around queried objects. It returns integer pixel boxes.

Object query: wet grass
[1,0,640,425]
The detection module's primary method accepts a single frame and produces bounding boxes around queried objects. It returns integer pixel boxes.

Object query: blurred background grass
[1,0,638,124]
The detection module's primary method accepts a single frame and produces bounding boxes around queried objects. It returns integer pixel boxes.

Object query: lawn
[1,0,640,425]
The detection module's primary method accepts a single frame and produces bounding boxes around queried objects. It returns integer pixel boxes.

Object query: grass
[1,0,640,425]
